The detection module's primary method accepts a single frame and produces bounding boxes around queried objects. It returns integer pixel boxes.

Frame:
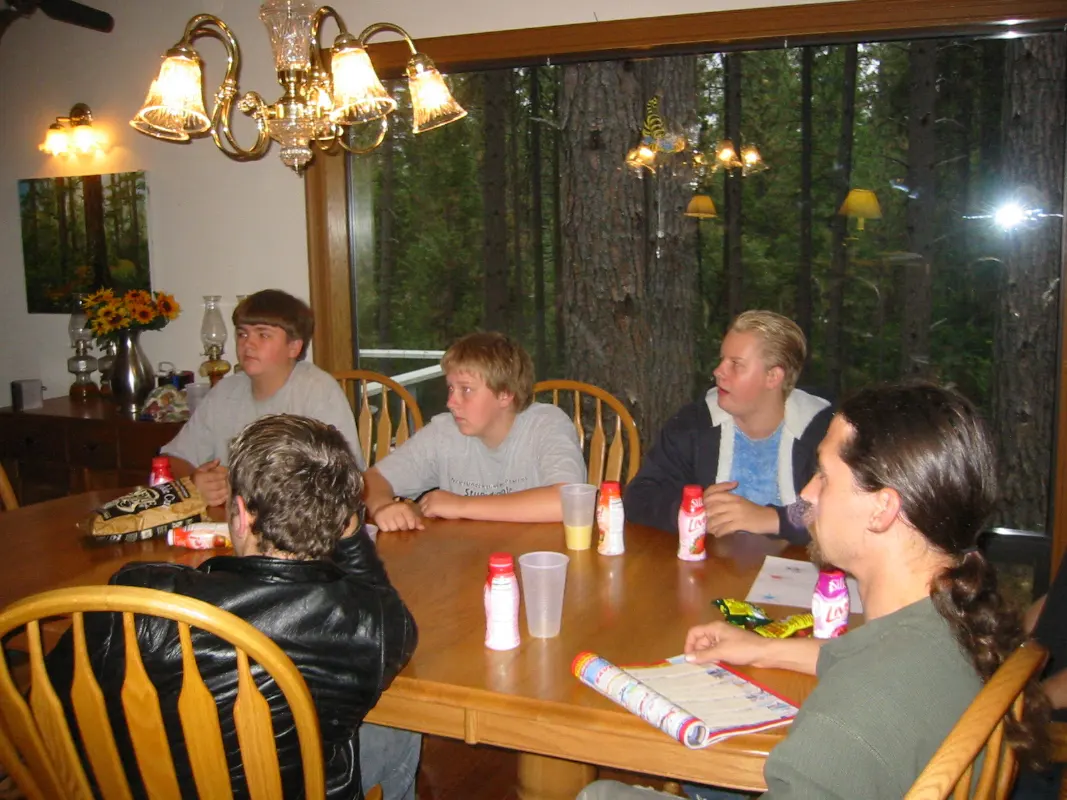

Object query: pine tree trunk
[378,127,395,348]
[797,47,815,353]
[826,44,858,397]
[901,40,938,378]
[129,174,144,282]
[723,53,744,318]
[993,33,1066,531]
[54,177,69,280]
[109,176,122,261]
[552,74,564,373]
[82,173,110,288]
[530,67,547,377]
[508,71,526,339]
[68,178,79,256]
[560,57,697,448]
[482,70,509,332]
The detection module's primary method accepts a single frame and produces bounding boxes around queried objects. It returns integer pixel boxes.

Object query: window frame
[304,0,1067,580]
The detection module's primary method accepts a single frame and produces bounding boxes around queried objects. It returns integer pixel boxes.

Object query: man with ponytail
[578,382,1047,800]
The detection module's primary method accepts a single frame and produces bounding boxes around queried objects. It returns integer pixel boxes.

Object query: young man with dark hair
[580,383,1048,800]
[47,414,418,799]
[364,331,586,531]
[625,310,832,542]
[162,289,363,506]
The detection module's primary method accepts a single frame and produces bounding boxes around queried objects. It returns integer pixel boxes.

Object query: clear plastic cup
[518,551,570,638]
[560,483,597,550]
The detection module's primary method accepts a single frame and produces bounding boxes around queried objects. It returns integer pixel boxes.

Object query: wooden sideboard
[0,397,183,505]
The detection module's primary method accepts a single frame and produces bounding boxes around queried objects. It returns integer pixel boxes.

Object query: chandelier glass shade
[130,1,466,173]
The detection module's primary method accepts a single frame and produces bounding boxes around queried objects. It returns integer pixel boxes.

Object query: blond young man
[624,311,832,542]
[162,289,363,506]
[364,332,586,531]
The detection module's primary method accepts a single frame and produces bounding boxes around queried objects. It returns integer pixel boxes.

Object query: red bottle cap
[488,553,514,575]
[152,456,170,470]
[600,481,621,497]
[681,485,703,502]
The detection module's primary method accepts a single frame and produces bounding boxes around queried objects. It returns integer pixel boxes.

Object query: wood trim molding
[1052,128,1067,583]
[364,0,1067,77]
[304,151,353,374]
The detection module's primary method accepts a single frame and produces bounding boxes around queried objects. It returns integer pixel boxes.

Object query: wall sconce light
[39,103,104,157]
[838,188,883,231]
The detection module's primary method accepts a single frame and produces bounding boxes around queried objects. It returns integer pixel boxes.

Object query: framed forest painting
[18,170,151,313]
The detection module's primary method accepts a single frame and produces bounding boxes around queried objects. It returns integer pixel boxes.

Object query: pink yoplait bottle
[812,568,850,638]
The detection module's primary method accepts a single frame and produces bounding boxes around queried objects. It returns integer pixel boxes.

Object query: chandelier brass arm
[130,1,467,174]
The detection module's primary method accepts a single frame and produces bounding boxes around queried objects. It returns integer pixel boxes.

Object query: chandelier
[130,0,466,174]
[710,139,766,176]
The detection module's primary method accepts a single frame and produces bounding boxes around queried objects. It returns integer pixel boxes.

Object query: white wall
[0,0,845,407]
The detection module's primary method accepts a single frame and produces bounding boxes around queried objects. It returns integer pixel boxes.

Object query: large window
[347,28,1066,548]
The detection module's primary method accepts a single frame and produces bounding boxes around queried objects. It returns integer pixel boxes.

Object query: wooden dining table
[0,490,825,799]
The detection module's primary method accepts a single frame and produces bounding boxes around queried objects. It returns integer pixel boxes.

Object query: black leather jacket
[45,528,417,800]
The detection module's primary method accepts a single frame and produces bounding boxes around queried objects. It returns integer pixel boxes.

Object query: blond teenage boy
[364,332,587,531]
[163,290,363,506]
[624,311,832,542]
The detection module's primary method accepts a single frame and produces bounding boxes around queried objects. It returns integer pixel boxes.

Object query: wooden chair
[0,585,325,800]
[0,462,17,511]
[334,369,425,467]
[534,379,641,485]
[905,641,1047,800]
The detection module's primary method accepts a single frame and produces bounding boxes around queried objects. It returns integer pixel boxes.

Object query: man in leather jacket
[46,414,418,799]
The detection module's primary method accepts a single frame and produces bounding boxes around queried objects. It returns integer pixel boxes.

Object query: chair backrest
[904,641,1047,800]
[534,380,641,485]
[0,462,17,511]
[334,370,425,467]
[0,585,325,800]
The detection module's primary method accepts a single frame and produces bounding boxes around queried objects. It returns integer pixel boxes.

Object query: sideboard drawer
[0,398,186,506]
[119,423,181,469]
[68,422,118,470]
[4,417,67,463]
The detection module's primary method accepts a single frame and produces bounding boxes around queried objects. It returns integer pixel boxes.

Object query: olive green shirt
[762,597,981,800]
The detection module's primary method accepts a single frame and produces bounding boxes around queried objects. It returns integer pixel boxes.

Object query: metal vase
[110,330,155,417]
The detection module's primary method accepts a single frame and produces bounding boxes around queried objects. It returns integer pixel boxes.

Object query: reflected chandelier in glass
[130,0,466,173]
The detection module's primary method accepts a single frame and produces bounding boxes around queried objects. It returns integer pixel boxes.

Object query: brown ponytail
[930,550,1049,767]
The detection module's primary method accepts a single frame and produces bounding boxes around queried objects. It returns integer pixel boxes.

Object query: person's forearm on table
[449,485,565,523]
[363,468,401,518]
[749,637,825,675]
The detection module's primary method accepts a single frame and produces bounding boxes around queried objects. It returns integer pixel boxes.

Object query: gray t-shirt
[162,361,365,470]
[375,403,586,498]
[762,597,981,800]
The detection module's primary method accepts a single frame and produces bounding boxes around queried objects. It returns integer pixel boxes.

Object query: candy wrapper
[753,613,814,639]
[713,598,772,629]
[84,478,207,543]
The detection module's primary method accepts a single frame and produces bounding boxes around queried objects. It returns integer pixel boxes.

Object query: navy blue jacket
[624,388,833,543]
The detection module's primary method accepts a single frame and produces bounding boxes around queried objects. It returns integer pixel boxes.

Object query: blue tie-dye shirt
[731,422,783,506]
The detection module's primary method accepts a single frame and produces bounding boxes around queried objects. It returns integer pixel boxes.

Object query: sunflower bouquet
[82,288,181,344]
